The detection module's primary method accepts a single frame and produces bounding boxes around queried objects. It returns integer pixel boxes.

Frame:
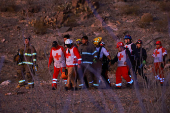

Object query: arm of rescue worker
[162,48,167,66]
[142,48,147,65]
[131,44,139,60]
[126,49,133,64]
[102,47,111,61]
[111,54,118,65]
[48,48,53,68]
[61,46,66,58]
[31,46,37,65]
[73,47,82,64]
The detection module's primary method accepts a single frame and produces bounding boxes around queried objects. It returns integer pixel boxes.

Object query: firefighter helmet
[156,41,161,45]
[93,37,102,46]
[76,39,82,44]
[65,39,73,44]
[116,42,124,48]
[124,35,132,40]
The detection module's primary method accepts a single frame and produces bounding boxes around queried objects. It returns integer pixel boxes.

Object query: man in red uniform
[152,41,167,86]
[65,39,82,91]
[111,42,133,89]
[48,41,66,90]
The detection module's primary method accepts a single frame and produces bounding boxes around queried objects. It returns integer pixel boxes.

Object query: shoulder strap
[97,46,103,59]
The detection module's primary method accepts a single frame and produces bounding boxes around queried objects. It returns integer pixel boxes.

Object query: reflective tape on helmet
[127,79,133,84]
[28,82,34,85]
[33,59,36,61]
[19,80,25,83]
[24,53,32,56]
[32,53,37,55]
[82,61,93,64]
[93,84,99,86]
[115,83,122,86]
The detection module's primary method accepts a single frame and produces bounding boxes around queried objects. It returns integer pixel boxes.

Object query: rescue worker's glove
[33,64,38,71]
[138,60,146,69]
[93,58,97,63]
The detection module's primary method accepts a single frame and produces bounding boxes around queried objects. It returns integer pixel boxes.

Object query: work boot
[126,83,133,87]
[65,87,70,91]
[25,84,34,89]
[16,83,25,88]
[72,87,78,91]
[52,85,57,90]
[115,86,121,89]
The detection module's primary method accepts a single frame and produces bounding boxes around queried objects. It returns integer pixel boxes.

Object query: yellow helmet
[93,37,102,46]
[76,39,82,44]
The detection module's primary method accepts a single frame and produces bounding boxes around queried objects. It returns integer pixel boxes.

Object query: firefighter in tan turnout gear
[15,35,37,89]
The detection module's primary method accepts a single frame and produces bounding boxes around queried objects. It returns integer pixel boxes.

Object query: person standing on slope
[48,41,66,90]
[111,42,133,89]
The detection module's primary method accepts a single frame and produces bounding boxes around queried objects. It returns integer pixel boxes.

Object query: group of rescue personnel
[14,34,168,90]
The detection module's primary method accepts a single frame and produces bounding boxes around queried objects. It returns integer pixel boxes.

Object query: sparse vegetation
[0,1,19,13]
[138,13,154,28]
[33,18,48,35]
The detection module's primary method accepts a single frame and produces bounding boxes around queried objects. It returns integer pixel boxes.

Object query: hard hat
[124,35,132,40]
[93,37,102,46]
[76,39,82,44]
[156,41,161,45]
[116,42,124,48]
[65,39,73,44]
[136,39,142,44]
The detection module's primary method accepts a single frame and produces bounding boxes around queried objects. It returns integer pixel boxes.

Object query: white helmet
[65,39,73,44]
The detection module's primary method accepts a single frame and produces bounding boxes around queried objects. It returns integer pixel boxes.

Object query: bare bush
[33,18,48,35]
[153,19,168,32]
[138,13,154,28]
[0,0,19,13]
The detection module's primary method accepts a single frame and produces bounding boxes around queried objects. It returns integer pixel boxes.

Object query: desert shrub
[138,13,153,28]
[159,1,170,12]
[33,18,48,35]
[119,5,139,15]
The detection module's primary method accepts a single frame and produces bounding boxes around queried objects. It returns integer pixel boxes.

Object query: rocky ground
[0,0,170,112]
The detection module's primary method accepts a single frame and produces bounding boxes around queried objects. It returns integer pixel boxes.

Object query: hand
[124,61,127,65]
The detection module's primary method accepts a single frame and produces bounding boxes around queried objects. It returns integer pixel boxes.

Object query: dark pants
[135,63,148,83]
[101,63,110,85]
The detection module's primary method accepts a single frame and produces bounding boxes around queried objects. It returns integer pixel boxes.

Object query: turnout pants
[152,62,164,84]
[66,67,76,88]
[17,64,34,86]
[115,66,133,87]
[77,63,101,88]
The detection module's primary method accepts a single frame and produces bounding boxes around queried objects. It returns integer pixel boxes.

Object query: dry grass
[159,1,170,12]
[33,18,48,35]
[119,5,140,15]
[138,13,154,28]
